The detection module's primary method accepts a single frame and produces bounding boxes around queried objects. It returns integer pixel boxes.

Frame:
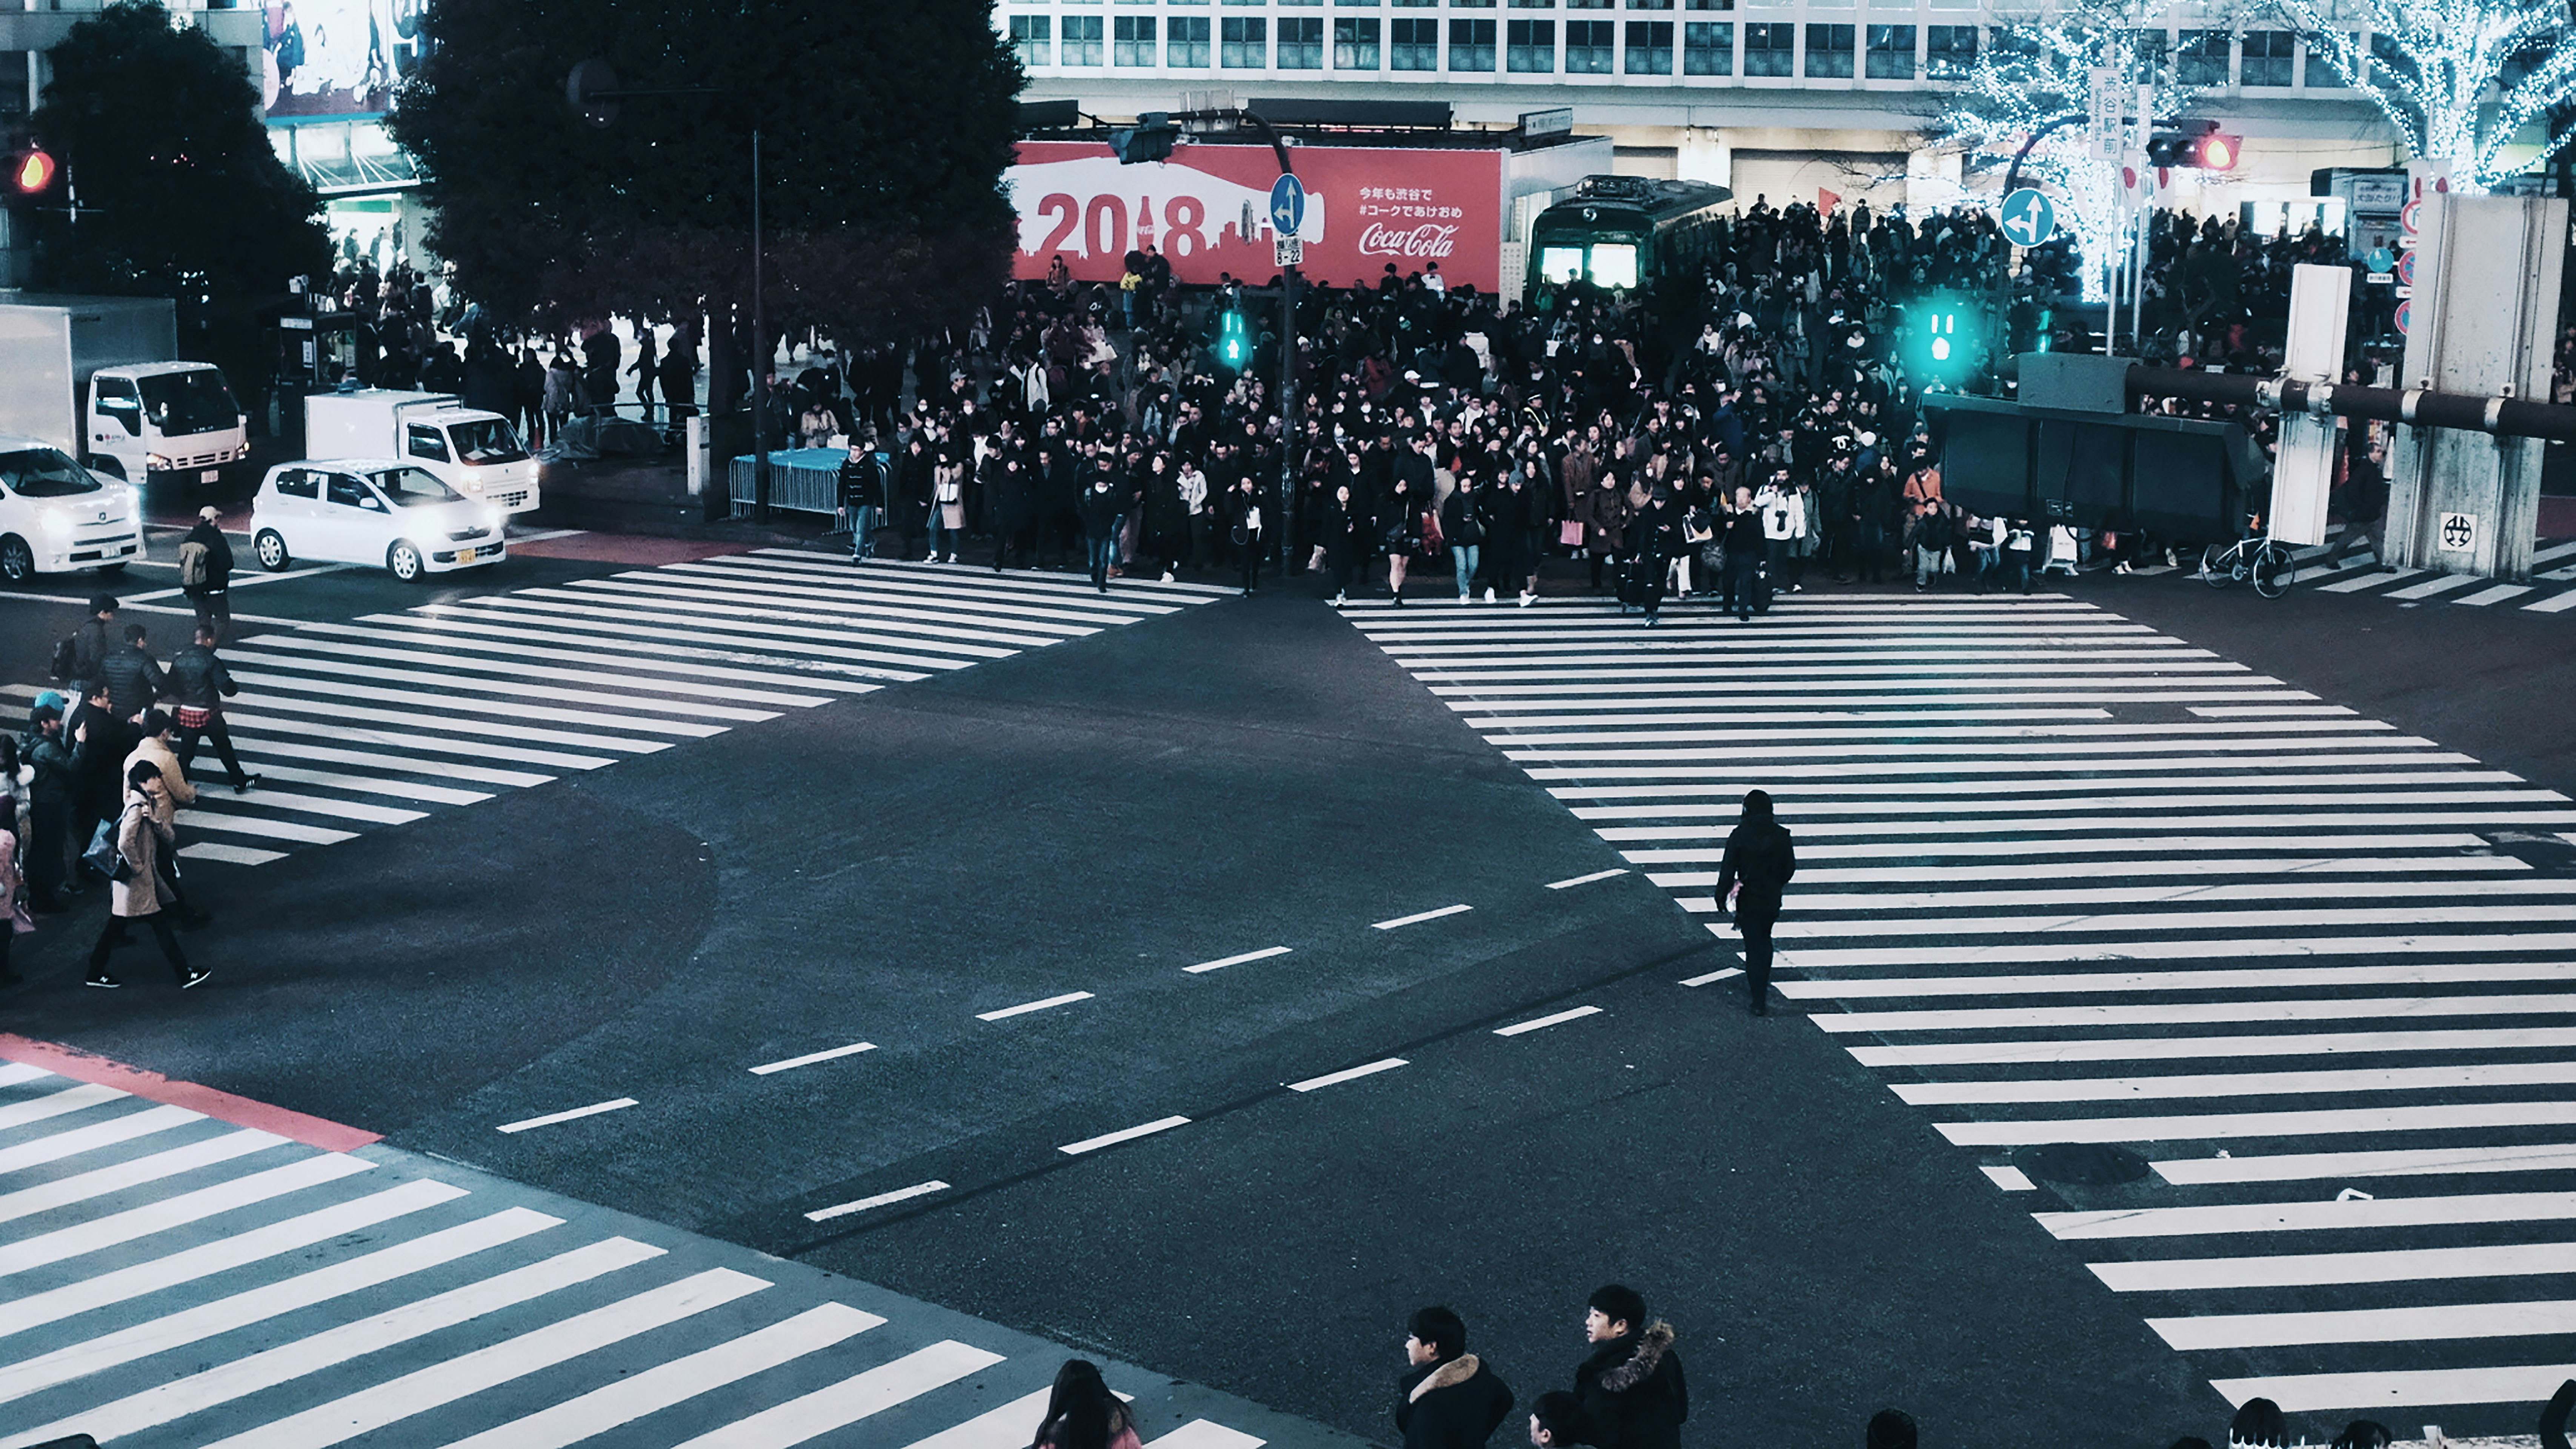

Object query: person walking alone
[177,507,234,643]
[1079,474,1121,594]
[167,626,257,794]
[1714,788,1796,1015]
[86,761,207,990]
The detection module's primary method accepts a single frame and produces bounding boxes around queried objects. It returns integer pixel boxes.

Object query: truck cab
[0,432,145,583]
[85,361,251,487]
[303,390,541,514]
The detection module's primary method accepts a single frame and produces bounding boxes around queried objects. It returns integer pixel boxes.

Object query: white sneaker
[1160,570,1175,583]
[1517,591,1535,608]
[1332,592,1347,606]
[1483,587,1496,603]
[1458,592,1470,604]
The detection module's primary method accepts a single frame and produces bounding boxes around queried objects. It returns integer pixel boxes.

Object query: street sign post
[1275,236,1304,268]
[1999,188,2056,248]
[1269,173,1306,237]
[2087,68,2124,162]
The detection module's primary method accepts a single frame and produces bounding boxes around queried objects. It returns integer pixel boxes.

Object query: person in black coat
[1573,1286,1687,1449]
[1324,483,1369,605]
[1715,788,1797,1015]
[1396,1306,1515,1449]
[1078,474,1121,593]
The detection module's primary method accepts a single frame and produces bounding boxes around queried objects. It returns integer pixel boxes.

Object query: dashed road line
[1494,1005,1604,1037]
[1545,868,1630,889]
[1184,946,1293,975]
[749,1042,878,1076]
[975,991,1094,1022]
[1059,1116,1192,1156]
[494,1099,638,1134]
[804,1181,952,1223]
[1286,1059,1409,1093]
[1371,903,1473,931]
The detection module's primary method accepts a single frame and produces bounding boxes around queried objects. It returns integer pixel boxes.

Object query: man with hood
[1396,1306,1515,1449]
[1572,1285,1686,1449]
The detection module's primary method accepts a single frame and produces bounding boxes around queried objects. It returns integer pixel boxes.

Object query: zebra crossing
[14,553,1224,870]
[2160,531,2576,611]
[0,1057,1329,1449]
[1345,592,2576,1421]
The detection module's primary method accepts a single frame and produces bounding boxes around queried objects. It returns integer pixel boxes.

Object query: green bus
[1527,174,1733,297]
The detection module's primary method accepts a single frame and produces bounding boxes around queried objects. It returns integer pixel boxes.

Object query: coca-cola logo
[1359,223,1459,259]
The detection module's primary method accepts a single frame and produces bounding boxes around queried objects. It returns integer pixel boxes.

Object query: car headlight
[145,453,171,470]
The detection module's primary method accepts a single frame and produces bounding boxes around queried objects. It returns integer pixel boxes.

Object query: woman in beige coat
[84,761,203,990]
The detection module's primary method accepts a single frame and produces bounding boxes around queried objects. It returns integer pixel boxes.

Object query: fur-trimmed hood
[1600,1321,1677,1394]
[1408,1353,1486,1403]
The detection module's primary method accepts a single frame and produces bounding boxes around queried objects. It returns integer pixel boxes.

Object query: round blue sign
[1269,174,1306,235]
[1999,188,2056,248]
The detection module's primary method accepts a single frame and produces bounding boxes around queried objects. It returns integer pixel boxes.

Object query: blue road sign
[1269,173,1306,235]
[1999,188,2056,248]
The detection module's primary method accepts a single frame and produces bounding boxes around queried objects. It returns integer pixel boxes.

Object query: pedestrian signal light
[1216,309,1250,369]
[11,146,54,194]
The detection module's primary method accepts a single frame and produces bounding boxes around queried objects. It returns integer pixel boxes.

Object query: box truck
[303,389,540,514]
[0,294,251,488]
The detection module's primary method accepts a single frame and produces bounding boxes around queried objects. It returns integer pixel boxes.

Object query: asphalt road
[3,541,2566,1448]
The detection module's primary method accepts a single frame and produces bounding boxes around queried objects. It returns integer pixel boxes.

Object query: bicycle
[2201,535,2299,599]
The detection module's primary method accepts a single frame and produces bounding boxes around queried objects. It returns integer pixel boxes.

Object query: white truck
[304,390,541,514]
[0,294,251,489]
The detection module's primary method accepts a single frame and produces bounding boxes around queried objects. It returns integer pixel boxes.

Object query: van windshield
[0,448,103,498]
[369,466,464,508]
[449,417,529,465]
[136,370,242,437]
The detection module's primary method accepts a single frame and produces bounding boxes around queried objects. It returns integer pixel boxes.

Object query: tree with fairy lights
[1926,0,2199,302]
[2264,0,2576,189]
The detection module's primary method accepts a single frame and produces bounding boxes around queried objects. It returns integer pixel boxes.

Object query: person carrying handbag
[0,820,28,988]
[85,761,205,990]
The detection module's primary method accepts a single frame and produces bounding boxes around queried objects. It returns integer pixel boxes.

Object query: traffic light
[1215,308,1250,370]
[8,144,53,196]
[1109,112,1178,166]
[2146,121,2240,172]
[1905,292,1983,386]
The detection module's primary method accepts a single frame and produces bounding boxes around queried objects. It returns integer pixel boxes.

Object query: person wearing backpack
[51,594,118,699]
[177,508,234,642]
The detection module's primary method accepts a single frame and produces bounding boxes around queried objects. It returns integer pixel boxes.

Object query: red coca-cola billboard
[1008,140,1506,293]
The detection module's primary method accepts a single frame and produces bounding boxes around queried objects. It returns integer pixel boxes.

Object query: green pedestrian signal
[1216,309,1250,370]
[1907,293,1981,386]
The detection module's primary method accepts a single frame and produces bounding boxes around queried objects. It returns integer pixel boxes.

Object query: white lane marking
[1185,946,1292,974]
[1288,1059,1409,1092]
[0,1208,558,1404]
[1060,1115,1192,1155]
[2384,571,2484,601]
[0,1082,125,1131]
[667,1340,1009,1449]
[1791,929,2576,972]
[0,1179,467,1341]
[2454,583,2534,607]
[2090,1240,2576,1293]
[2037,1192,2576,1242]
[495,1098,638,1134]
[1495,1005,1604,1037]
[1145,1425,1267,1449]
[1679,967,1746,987]
[2156,1143,2576,1185]
[1818,993,2576,1034]
[2525,588,2576,613]
[2208,1364,2576,1414]
[894,1387,1053,1449]
[185,1266,769,1449]
[1784,959,2576,999]
[0,1062,49,1088]
[0,1128,285,1224]
[1852,1025,2576,1067]
[1894,1060,2576,1106]
[0,1153,374,1279]
[976,991,1093,1021]
[1545,868,1630,889]
[1940,1101,2576,1147]
[1373,903,1473,930]
[119,562,354,602]
[438,1302,886,1449]
[750,1043,877,1075]
[804,1180,951,1223]
[0,1102,197,1176]
[1979,1166,2036,1192]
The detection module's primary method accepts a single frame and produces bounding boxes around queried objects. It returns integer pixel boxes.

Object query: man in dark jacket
[1572,1285,1687,1449]
[67,681,140,875]
[1396,1306,1514,1449]
[99,623,166,723]
[22,704,76,910]
[838,442,885,564]
[2325,437,2391,570]
[178,506,235,641]
[1078,474,1121,593]
[1715,789,1797,1015]
[168,625,256,794]
[62,594,118,698]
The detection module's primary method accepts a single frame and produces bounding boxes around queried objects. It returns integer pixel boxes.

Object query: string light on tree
[2266,0,2576,191]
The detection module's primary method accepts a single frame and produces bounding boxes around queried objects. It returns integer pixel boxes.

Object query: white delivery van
[0,433,146,582]
[304,389,540,514]
[0,295,250,488]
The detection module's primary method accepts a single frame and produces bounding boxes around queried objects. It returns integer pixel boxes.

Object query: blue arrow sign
[1269,173,1306,235]
[1999,188,2056,248]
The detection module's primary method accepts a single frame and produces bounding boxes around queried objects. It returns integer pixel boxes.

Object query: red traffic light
[2192,131,2241,172]
[11,146,54,194]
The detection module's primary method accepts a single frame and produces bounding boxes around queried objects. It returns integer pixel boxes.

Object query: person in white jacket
[1755,472,1807,596]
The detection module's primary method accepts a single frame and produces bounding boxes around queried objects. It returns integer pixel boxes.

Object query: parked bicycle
[2202,535,2299,598]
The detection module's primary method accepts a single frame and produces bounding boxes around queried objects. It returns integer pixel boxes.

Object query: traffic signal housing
[2146,121,2240,172]
[11,145,54,195]
[1905,291,1984,387]
[1109,112,1178,166]
[1215,308,1250,370]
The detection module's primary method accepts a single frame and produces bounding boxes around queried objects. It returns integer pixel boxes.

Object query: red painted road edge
[0,1034,381,1152]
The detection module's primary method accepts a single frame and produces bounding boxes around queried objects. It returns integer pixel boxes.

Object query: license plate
[454,548,480,563]
[200,469,220,483]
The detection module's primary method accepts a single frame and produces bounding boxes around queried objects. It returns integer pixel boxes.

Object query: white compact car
[0,434,144,583]
[250,459,508,581]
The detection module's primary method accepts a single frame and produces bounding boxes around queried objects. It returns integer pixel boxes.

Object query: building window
[1511,0,1555,8]
[1390,17,1438,67]
[1684,0,1730,9]
[2368,32,2418,85]
[1865,24,1913,78]
[2239,29,2292,86]
[1393,0,1433,9]
[2305,38,2346,88]
[1508,19,1555,70]
[1334,16,1380,65]
[1063,15,1104,63]
[1221,16,1266,65]
[0,52,25,115]
[1627,0,1672,9]
[1565,18,1614,70]
[1114,15,1157,65]
[1683,20,1730,73]
[1009,14,1051,65]
[2177,29,2229,86]
[1924,24,1974,78]
[1449,18,1496,68]
[1804,23,1853,77]
[1624,20,1672,72]
[1170,15,1212,63]
[1279,15,1323,65]
[1566,0,1611,11]
[1742,22,1792,75]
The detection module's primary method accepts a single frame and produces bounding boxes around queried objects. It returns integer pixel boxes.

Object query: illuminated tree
[2265,0,2576,189]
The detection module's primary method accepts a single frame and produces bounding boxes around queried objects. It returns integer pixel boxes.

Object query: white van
[0,433,145,582]
[249,459,508,581]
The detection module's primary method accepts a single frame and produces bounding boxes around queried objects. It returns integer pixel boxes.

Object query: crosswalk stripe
[2089,1241,2576,1292]
[0,1101,197,1176]
[226,695,668,755]
[2455,583,2534,606]
[2153,1143,2576,1184]
[2150,1298,2576,1351]
[0,1126,285,1223]
[231,640,821,714]
[175,808,361,845]
[317,618,881,694]
[571,578,1075,647]
[0,1080,123,1131]
[1851,1026,2576,1067]
[228,737,557,787]
[1814,994,2576,1033]
[234,763,493,806]
[0,1061,46,1088]
[895,1387,1053,1449]
[229,666,730,737]
[1939,1100,2576,1146]
[0,1151,374,1277]
[437,1301,886,1449]
[666,1339,1009,1449]
[2385,571,2485,600]
[227,718,607,772]
[672,559,1155,628]
[2210,1364,2576,1414]
[438,596,970,672]
[1894,1060,2576,1106]
[2525,588,2576,613]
